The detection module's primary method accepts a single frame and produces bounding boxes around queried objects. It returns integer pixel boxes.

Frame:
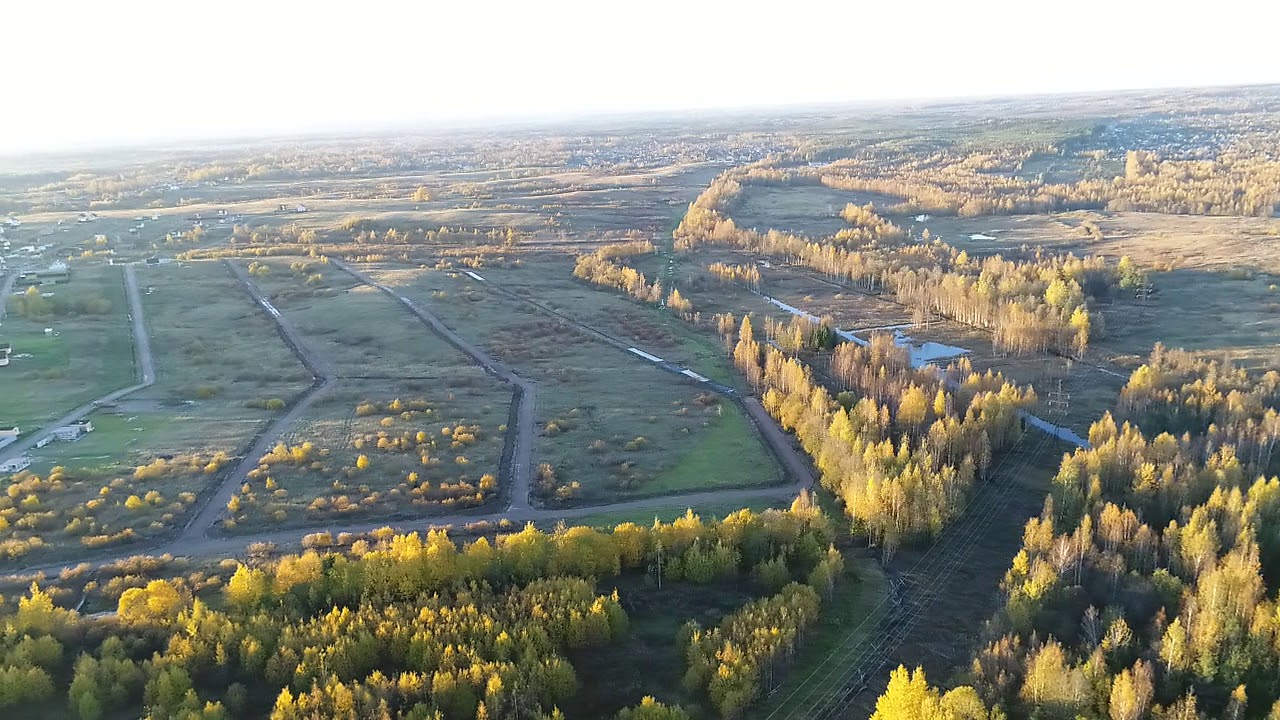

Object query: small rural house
[52,420,94,442]
[0,456,32,473]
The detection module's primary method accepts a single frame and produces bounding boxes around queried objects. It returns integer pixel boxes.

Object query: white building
[0,456,32,473]
[53,420,94,441]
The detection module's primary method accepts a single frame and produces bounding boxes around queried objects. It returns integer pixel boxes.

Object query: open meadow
[0,263,133,432]
[366,263,785,504]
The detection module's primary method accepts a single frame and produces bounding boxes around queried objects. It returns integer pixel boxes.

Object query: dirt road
[0,264,156,464]
[6,261,817,579]
[329,259,538,511]
[176,261,339,541]
[443,268,814,487]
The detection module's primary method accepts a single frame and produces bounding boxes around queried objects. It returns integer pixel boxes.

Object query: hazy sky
[7,0,1279,153]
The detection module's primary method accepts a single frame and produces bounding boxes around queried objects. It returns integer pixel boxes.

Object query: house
[0,456,32,474]
[0,343,10,368]
[18,262,71,285]
[0,426,18,450]
[968,233,997,241]
[3,217,20,227]
[52,420,93,441]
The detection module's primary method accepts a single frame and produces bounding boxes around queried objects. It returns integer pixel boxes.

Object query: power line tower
[1046,378,1071,418]
[1136,282,1155,320]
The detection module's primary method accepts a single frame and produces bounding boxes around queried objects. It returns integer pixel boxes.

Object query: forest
[0,500,847,720]
[728,318,1034,558]
[871,348,1280,719]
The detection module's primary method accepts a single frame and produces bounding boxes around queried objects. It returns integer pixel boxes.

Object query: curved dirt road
[329,259,538,511]
[0,264,156,464]
[7,261,817,578]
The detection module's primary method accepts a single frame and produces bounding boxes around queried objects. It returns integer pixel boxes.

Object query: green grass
[135,261,312,400]
[249,259,484,379]
[730,184,905,238]
[649,403,782,492]
[756,558,889,718]
[570,554,885,720]
[367,263,783,504]
[570,574,766,719]
[0,263,134,431]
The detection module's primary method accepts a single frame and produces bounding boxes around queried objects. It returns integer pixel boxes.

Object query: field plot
[28,260,315,475]
[0,261,321,563]
[135,261,313,400]
[0,263,133,432]
[0,440,232,566]
[1103,268,1280,369]
[246,258,482,378]
[366,263,783,504]
[731,184,906,238]
[226,379,508,531]
[927,210,1280,274]
[482,253,747,386]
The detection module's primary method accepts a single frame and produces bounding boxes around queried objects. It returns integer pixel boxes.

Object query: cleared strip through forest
[764,370,1081,720]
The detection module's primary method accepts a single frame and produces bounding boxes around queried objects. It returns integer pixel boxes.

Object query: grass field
[366,263,783,504]
[481,254,746,387]
[731,184,907,238]
[2,261,324,563]
[248,258,487,378]
[228,379,509,531]
[135,261,313,400]
[563,498,792,529]
[0,263,134,432]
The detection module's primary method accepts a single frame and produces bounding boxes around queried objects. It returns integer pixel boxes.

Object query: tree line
[675,170,1131,358]
[873,349,1280,719]
[730,317,1035,558]
[0,500,843,719]
[573,246,696,321]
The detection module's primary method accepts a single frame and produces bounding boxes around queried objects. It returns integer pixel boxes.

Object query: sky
[5,0,1279,154]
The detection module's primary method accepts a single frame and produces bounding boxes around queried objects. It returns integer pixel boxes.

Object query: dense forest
[0,501,849,719]
[873,349,1280,719]
[728,317,1034,557]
